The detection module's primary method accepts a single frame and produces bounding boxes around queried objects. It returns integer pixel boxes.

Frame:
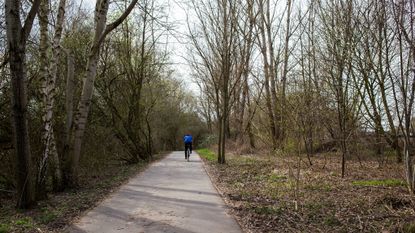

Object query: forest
[0,0,414,232]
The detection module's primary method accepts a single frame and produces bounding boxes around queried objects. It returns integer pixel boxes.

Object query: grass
[253,205,282,215]
[197,148,216,161]
[351,179,406,187]
[0,224,10,233]
[37,210,58,224]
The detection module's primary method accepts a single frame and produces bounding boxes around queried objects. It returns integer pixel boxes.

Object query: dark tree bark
[5,0,42,209]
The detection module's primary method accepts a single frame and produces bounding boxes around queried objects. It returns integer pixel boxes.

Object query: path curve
[68,151,242,233]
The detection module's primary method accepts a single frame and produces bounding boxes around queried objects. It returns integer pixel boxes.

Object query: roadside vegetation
[199,148,413,232]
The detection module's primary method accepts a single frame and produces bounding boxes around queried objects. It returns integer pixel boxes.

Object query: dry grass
[200,150,415,233]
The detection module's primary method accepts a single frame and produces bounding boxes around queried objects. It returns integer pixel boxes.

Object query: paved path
[68,151,242,233]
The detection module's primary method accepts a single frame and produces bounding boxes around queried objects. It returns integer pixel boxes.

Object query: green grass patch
[401,222,415,233]
[38,210,58,224]
[304,183,332,191]
[197,148,216,161]
[254,173,287,188]
[14,217,33,229]
[269,174,287,182]
[253,205,282,215]
[324,215,341,226]
[0,224,10,233]
[351,179,406,187]
[305,202,323,212]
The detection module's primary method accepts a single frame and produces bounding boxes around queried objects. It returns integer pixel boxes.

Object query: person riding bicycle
[183,134,193,159]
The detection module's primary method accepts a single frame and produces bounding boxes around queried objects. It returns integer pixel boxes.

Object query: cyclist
[183,133,193,159]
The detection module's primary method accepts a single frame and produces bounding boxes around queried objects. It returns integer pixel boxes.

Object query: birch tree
[67,0,139,187]
[37,0,67,197]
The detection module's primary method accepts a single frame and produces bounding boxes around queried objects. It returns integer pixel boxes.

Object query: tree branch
[98,0,139,45]
[21,0,42,43]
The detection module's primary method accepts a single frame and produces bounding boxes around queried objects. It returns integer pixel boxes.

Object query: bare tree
[391,0,415,192]
[189,0,253,163]
[255,0,280,149]
[5,0,41,208]
[317,0,360,177]
[350,0,403,164]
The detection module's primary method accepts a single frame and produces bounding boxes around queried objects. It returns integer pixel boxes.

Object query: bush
[198,134,217,149]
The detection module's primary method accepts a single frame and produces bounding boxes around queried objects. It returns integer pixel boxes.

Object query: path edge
[198,153,247,233]
[63,151,171,232]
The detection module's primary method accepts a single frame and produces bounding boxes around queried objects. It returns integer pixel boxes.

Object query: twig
[0,188,15,193]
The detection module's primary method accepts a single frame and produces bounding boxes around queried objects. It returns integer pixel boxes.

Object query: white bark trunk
[68,0,139,186]
[69,0,110,186]
[38,0,66,191]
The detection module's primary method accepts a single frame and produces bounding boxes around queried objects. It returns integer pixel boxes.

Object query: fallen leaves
[201,151,415,232]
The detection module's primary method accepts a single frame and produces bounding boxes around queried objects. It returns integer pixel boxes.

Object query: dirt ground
[200,150,415,233]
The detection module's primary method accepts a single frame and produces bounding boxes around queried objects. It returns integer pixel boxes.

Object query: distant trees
[188,0,415,192]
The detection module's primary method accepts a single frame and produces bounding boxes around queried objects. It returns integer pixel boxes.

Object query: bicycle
[185,147,190,162]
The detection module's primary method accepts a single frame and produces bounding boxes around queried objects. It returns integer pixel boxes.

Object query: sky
[77,0,198,95]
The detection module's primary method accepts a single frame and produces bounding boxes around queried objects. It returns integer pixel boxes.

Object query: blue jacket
[184,135,193,144]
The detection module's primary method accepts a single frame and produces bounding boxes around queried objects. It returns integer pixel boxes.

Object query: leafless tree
[5,0,41,208]
[391,0,415,192]
[317,0,361,177]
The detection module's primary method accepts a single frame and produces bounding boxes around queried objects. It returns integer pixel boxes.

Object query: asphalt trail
[68,151,242,233]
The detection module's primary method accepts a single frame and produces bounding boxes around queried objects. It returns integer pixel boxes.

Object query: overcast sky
[77,0,198,94]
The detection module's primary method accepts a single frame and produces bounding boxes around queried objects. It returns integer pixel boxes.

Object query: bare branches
[99,0,139,45]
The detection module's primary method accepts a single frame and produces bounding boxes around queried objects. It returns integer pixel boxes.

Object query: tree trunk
[257,0,278,149]
[405,140,415,193]
[5,0,41,209]
[37,0,51,200]
[49,0,66,191]
[62,51,75,187]
[280,0,292,145]
[67,0,139,186]
[68,0,109,186]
